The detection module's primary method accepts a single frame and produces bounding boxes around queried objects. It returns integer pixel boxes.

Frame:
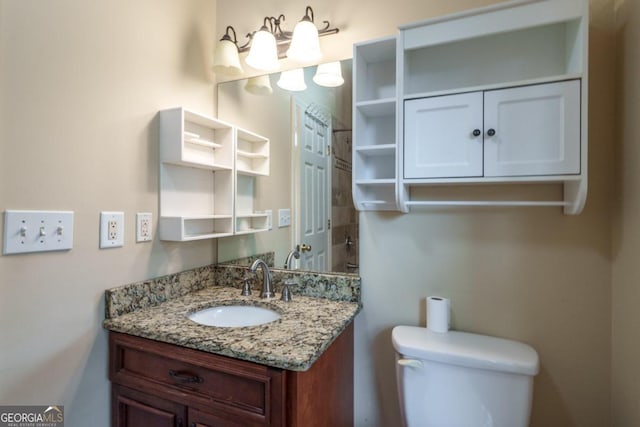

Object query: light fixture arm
[220,26,238,44]
[303,6,314,23]
[227,6,338,55]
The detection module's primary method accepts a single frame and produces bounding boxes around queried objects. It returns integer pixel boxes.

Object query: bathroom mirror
[216,60,358,274]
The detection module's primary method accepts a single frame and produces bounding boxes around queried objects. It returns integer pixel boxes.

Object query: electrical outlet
[100,212,124,248]
[108,220,118,240]
[136,212,152,242]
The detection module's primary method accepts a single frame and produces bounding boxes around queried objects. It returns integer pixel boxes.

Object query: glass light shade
[244,74,273,96]
[286,20,322,63]
[313,61,344,87]
[277,69,307,92]
[212,39,243,76]
[245,29,279,71]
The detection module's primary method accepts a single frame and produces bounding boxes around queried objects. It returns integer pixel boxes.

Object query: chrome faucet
[284,249,300,269]
[250,259,274,298]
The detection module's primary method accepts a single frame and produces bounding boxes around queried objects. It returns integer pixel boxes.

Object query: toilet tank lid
[392,326,539,376]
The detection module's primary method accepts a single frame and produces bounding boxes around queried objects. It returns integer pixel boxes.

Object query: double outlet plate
[99,212,152,248]
[99,212,125,248]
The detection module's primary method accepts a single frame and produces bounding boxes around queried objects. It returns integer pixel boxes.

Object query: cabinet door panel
[189,407,263,427]
[113,384,186,427]
[484,80,580,177]
[404,92,483,179]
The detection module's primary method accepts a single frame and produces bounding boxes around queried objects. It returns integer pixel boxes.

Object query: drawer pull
[168,369,204,384]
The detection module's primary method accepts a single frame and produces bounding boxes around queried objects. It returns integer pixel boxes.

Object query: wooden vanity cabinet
[109,323,354,427]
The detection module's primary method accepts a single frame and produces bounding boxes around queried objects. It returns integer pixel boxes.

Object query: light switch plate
[3,210,74,255]
[278,208,291,228]
[100,211,124,248]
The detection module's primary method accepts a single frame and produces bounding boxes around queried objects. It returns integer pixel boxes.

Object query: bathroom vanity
[109,325,353,427]
[103,264,361,427]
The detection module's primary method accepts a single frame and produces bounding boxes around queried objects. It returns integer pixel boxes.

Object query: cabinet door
[188,407,264,427]
[404,92,483,179]
[483,80,580,177]
[113,384,186,427]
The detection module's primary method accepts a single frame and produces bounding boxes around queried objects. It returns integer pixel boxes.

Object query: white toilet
[392,325,539,427]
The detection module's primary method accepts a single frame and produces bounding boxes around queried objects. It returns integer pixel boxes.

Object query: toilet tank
[392,326,539,427]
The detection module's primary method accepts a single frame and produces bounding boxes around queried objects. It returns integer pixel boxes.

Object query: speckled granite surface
[218,251,275,267]
[214,265,361,303]
[103,262,361,371]
[103,286,359,371]
[105,265,214,318]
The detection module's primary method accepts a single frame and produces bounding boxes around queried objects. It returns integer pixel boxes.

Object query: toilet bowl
[392,326,539,427]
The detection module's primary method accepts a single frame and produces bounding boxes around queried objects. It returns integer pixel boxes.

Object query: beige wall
[612,0,640,425]
[0,0,625,426]
[0,1,217,425]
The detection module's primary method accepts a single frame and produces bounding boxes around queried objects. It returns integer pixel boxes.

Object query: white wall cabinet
[159,107,269,241]
[351,0,589,214]
[404,80,581,180]
[397,0,588,215]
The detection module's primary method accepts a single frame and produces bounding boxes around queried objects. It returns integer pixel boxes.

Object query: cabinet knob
[472,129,481,137]
[487,128,496,137]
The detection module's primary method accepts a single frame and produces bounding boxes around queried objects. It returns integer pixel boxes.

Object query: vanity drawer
[109,332,284,425]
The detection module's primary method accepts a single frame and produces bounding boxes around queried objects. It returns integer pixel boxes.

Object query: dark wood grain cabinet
[109,323,354,427]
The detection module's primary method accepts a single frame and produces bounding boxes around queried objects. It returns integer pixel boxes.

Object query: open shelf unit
[159,108,270,241]
[234,127,269,234]
[160,108,234,170]
[353,35,403,211]
[236,127,270,176]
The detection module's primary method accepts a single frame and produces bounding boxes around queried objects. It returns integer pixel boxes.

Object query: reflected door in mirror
[297,101,330,271]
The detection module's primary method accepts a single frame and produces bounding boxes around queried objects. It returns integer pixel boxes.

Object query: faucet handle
[280,279,298,302]
[241,277,252,296]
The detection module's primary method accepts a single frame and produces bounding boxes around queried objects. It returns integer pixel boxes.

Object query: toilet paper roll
[427,296,450,333]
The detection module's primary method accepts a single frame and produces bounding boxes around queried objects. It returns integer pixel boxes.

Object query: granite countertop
[103,283,360,371]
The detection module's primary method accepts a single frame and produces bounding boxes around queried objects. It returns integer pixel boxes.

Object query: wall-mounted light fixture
[246,61,345,96]
[313,61,344,87]
[244,74,273,96]
[212,26,244,76]
[213,6,339,74]
[277,68,307,92]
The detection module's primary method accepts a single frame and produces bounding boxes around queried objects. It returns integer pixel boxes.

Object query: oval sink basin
[187,305,281,328]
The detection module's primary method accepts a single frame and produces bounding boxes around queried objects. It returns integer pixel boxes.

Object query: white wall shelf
[160,107,234,171]
[236,127,270,177]
[159,107,270,241]
[159,216,234,241]
[235,124,270,234]
[402,73,584,103]
[353,35,402,211]
[234,213,269,235]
